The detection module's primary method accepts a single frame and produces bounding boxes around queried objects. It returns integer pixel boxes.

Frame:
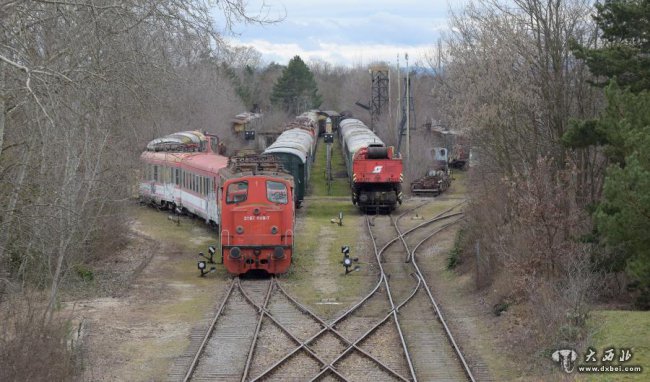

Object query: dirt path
[66,207,229,381]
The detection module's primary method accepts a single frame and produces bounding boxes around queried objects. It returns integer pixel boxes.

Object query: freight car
[218,154,295,275]
[139,131,228,225]
[339,119,403,212]
[262,112,318,207]
[317,110,342,135]
[411,169,451,196]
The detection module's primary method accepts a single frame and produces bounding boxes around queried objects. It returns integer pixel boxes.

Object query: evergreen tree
[592,85,650,308]
[572,0,650,92]
[566,0,650,308]
[270,56,322,114]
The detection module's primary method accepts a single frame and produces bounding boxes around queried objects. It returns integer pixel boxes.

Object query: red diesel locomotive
[218,155,295,275]
[339,119,403,212]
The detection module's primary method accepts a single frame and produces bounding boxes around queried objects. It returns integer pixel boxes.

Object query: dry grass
[0,293,77,381]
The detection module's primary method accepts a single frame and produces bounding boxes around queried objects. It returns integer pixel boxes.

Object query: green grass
[134,206,217,253]
[582,310,650,381]
[310,136,350,197]
[449,169,468,195]
[281,199,372,317]
[132,205,228,279]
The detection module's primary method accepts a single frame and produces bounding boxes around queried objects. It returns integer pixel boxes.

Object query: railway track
[293,202,474,381]
[392,203,477,381]
[171,201,477,381]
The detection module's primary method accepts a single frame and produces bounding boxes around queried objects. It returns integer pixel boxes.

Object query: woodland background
[1,0,648,379]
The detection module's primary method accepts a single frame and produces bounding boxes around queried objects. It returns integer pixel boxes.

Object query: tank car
[139,131,228,225]
[339,119,403,212]
[218,155,295,275]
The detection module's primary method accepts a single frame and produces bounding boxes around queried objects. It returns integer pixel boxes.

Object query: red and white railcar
[139,131,228,225]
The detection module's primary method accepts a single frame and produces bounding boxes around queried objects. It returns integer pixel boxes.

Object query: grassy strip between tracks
[281,199,372,317]
[309,136,350,197]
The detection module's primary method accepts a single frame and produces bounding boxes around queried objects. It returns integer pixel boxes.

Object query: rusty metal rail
[393,212,477,382]
[177,201,474,382]
[181,279,236,382]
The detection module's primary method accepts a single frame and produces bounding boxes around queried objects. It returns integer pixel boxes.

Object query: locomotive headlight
[273,247,285,259]
[236,225,244,234]
[230,247,241,259]
[271,226,278,234]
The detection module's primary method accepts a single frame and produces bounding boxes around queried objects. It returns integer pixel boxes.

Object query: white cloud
[214,0,467,66]
[227,38,433,67]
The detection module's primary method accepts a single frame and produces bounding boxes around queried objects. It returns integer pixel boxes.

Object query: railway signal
[198,246,217,264]
[198,246,217,276]
[197,260,216,277]
[341,245,360,274]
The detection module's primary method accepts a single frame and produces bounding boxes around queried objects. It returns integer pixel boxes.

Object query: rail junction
[170,202,478,382]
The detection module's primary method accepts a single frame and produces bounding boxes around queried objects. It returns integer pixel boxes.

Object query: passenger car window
[267,181,288,204]
[226,181,248,204]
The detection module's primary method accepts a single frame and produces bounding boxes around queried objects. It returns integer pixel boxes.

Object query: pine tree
[270,56,322,114]
[566,0,650,308]
[572,0,650,92]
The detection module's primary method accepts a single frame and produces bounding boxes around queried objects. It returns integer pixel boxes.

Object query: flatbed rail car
[411,169,451,196]
[218,155,295,275]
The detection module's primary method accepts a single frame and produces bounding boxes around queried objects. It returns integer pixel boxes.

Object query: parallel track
[392,203,476,381]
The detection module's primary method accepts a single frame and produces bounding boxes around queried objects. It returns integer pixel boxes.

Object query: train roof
[221,171,294,183]
[262,147,307,163]
[146,131,206,151]
[347,134,384,156]
[231,111,262,124]
[299,111,319,122]
[265,128,314,154]
[140,150,229,173]
[339,119,385,156]
[321,110,340,117]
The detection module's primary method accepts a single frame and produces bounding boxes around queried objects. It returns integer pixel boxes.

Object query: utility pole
[405,53,410,162]
[396,54,401,146]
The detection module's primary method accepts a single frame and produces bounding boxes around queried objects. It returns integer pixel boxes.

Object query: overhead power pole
[405,54,410,162]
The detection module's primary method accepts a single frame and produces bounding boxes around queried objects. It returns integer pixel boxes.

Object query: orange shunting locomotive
[218,155,295,275]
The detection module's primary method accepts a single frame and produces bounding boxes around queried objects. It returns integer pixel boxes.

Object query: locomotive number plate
[243,216,270,221]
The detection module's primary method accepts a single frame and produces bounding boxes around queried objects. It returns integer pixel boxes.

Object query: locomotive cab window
[226,181,248,204]
[267,181,288,204]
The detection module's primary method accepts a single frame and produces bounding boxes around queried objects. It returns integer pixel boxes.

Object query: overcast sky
[217,0,464,67]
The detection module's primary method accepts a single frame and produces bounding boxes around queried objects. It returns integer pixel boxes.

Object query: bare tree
[422,0,604,358]
[0,0,274,319]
